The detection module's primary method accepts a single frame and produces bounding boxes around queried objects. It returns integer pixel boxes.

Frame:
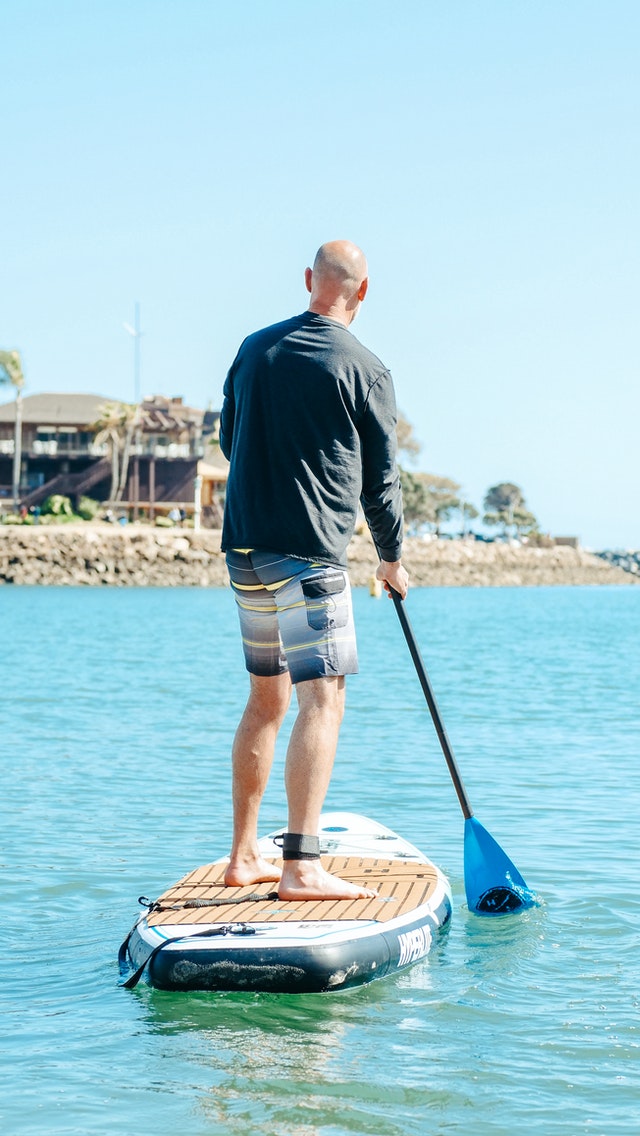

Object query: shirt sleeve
[219,363,236,461]
[359,371,404,561]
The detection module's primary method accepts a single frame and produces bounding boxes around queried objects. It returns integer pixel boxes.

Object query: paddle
[390,589,537,915]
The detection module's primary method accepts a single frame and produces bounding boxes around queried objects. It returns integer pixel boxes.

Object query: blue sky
[2,0,638,548]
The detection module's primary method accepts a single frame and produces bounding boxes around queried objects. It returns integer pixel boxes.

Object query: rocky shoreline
[594,548,640,579]
[0,525,637,587]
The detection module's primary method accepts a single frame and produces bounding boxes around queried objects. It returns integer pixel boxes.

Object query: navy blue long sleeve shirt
[220,312,403,569]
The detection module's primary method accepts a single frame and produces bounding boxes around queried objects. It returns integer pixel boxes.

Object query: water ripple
[2,586,639,1135]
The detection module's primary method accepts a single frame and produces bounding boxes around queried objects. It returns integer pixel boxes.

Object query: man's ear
[357,277,369,302]
[304,266,313,293]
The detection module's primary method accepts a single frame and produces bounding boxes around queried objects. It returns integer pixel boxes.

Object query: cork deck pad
[121,813,453,993]
[147,856,440,928]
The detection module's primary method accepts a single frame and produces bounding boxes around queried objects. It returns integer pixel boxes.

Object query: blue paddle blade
[463,816,538,915]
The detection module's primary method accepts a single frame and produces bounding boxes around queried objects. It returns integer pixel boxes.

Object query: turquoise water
[2,585,638,1135]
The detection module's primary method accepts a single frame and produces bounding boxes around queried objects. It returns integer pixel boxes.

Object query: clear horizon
[2,1,639,549]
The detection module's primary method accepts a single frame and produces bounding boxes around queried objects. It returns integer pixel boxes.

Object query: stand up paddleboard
[119,812,452,994]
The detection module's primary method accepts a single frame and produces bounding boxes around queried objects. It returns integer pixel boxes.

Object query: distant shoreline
[0,525,636,587]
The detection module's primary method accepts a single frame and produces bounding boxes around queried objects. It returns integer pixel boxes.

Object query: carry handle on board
[389,588,537,915]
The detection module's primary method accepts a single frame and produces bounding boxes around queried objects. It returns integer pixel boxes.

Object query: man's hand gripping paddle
[390,589,537,914]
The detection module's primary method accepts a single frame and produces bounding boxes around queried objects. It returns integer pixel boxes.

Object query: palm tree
[91,400,142,505]
[0,349,25,507]
[115,402,141,501]
[91,402,126,501]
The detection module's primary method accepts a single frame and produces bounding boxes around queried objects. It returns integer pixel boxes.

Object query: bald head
[305,240,369,326]
[313,240,368,290]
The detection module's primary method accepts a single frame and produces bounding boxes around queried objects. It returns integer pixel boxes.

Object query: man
[219,240,409,901]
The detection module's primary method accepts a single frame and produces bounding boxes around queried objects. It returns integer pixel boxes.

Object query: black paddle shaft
[391,591,474,820]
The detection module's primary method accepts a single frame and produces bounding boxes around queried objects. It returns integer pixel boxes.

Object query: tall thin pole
[123,303,142,404]
[133,301,141,404]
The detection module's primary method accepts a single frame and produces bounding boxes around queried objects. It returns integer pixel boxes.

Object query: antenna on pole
[123,302,142,403]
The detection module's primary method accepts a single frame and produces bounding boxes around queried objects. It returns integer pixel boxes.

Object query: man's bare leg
[224,672,292,886]
[278,676,377,901]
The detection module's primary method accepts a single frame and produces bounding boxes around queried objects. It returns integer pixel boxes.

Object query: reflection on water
[136,974,464,1136]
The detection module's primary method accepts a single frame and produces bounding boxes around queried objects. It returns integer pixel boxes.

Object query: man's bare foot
[277,860,378,901]
[223,855,282,887]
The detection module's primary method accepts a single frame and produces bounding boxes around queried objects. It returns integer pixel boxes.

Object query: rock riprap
[0,526,636,587]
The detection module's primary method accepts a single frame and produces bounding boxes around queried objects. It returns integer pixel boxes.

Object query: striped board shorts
[226,549,359,684]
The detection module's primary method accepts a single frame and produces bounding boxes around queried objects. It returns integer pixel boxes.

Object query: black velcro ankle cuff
[274,832,321,860]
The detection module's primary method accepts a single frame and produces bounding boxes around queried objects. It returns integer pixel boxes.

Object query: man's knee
[296,675,345,721]
[247,673,292,723]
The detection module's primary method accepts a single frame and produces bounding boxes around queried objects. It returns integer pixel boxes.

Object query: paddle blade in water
[463,816,537,915]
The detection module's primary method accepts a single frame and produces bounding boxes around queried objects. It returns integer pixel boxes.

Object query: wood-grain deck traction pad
[147,857,439,927]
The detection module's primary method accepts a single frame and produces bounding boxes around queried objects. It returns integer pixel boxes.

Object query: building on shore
[0,392,228,525]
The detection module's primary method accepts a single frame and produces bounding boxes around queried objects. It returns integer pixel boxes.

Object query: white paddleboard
[120,812,452,993]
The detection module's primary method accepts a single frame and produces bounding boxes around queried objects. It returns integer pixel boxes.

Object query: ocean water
[1,584,638,1136]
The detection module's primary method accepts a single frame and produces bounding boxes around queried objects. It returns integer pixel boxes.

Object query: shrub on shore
[0,493,104,525]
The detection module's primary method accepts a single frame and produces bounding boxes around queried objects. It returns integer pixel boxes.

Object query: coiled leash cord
[118,891,278,989]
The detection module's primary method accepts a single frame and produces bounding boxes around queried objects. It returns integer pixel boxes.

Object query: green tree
[483,482,538,538]
[396,413,421,465]
[512,506,539,538]
[458,499,479,536]
[429,474,461,534]
[400,469,461,535]
[91,401,139,502]
[400,467,434,532]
